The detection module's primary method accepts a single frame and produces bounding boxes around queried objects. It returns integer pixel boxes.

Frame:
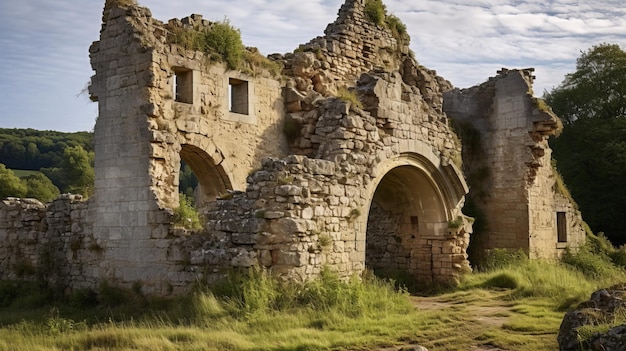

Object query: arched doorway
[363,153,467,288]
[179,144,232,209]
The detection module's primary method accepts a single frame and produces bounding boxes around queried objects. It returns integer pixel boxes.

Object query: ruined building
[0,0,585,295]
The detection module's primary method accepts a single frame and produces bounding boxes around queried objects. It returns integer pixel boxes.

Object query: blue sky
[1,0,625,132]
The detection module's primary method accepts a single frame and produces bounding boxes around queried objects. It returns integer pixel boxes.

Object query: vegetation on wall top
[364,0,408,44]
[169,20,281,76]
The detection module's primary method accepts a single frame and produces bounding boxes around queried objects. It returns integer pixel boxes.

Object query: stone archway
[179,144,232,208]
[361,152,469,287]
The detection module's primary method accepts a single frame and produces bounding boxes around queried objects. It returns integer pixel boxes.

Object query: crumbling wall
[0,196,96,289]
[444,69,585,260]
[2,0,477,294]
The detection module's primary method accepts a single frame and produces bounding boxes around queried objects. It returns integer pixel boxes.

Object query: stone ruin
[0,0,586,295]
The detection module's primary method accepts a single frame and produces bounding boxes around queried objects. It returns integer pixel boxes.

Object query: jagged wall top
[297,0,411,84]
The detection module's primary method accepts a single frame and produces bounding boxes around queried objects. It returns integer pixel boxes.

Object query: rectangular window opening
[229,78,249,115]
[410,216,419,231]
[173,68,193,104]
[557,212,567,243]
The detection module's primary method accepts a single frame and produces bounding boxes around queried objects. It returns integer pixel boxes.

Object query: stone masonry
[444,68,585,261]
[0,0,584,295]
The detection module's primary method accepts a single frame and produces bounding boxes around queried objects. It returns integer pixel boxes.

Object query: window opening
[173,68,193,104]
[557,212,567,243]
[410,216,419,231]
[229,78,249,115]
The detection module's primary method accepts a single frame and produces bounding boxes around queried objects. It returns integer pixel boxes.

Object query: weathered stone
[559,285,626,351]
[0,0,585,297]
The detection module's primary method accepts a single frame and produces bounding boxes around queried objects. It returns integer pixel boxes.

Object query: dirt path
[373,292,515,351]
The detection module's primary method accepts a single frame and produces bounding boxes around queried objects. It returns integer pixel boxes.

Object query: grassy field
[0,245,625,351]
[10,169,41,178]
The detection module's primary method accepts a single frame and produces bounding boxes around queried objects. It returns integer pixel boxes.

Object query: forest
[545,43,626,245]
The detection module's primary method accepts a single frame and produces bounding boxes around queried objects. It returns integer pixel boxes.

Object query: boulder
[558,284,626,351]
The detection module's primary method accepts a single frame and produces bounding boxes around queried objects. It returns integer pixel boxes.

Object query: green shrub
[364,0,386,26]
[385,14,407,37]
[68,288,98,309]
[170,20,245,70]
[0,280,53,310]
[609,248,626,268]
[561,246,614,278]
[98,280,130,308]
[172,193,202,230]
[201,21,245,70]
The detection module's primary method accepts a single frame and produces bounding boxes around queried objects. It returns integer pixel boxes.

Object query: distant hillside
[0,128,93,171]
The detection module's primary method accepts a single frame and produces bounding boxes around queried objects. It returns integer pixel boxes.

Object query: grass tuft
[337,87,364,109]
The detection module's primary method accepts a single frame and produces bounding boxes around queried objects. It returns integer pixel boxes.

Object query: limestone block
[304,158,335,175]
[276,250,308,267]
[270,217,308,234]
[231,249,258,267]
[275,185,302,197]
[232,233,257,245]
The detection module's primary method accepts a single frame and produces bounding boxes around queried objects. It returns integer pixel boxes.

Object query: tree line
[545,43,626,245]
[0,128,198,204]
[0,129,95,202]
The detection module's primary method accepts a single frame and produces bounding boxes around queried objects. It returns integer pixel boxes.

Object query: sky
[1,0,625,132]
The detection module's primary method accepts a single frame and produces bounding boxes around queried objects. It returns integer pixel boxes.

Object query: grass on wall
[170,20,282,76]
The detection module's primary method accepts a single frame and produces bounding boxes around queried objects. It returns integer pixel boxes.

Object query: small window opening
[557,212,567,243]
[173,68,193,104]
[229,78,249,115]
[410,216,419,231]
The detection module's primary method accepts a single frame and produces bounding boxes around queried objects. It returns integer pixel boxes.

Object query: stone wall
[443,69,585,260]
[0,0,585,295]
[0,195,95,288]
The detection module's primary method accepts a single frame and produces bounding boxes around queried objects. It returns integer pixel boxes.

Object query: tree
[42,145,94,197]
[545,43,626,124]
[23,173,60,203]
[0,164,27,199]
[545,43,626,245]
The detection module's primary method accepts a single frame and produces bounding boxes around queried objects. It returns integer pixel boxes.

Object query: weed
[576,306,626,344]
[448,216,463,229]
[318,233,333,249]
[202,21,244,69]
[346,208,361,222]
[364,0,386,26]
[337,87,364,109]
[242,49,282,77]
[277,174,294,185]
[385,14,407,42]
[561,246,614,278]
[172,193,202,230]
[552,161,577,208]
[68,288,98,309]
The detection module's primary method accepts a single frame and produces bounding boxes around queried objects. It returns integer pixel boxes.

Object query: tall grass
[462,246,626,310]
[0,268,419,350]
[1,250,626,350]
